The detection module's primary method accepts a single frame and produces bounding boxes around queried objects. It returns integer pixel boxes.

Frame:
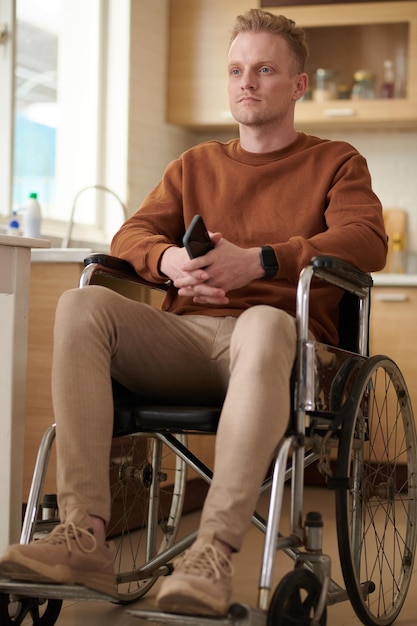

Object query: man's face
[227,31,306,128]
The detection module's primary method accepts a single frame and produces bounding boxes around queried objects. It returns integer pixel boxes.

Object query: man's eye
[260,67,271,73]
[231,68,240,76]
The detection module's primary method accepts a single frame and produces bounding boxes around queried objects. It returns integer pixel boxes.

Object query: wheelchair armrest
[309,255,372,295]
[297,255,372,354]
[80,253,170,291]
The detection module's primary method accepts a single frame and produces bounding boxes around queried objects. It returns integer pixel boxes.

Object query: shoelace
[39,522,97,555]
[174,544,234,581]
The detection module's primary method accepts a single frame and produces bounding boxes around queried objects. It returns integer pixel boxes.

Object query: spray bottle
[7,211,21,236]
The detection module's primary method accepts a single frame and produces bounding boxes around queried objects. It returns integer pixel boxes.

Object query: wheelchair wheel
[267,569,327,625]
[335,356,417,626]
[107,433,187,602]
[0,593,62,625]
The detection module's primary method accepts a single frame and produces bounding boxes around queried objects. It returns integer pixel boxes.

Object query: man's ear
[294,72,309,101]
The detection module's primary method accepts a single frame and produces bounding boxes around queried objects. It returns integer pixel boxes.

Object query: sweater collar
[229,132,307,164]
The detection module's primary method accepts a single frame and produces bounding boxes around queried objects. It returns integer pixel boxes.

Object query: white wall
[127,0,200,214]
[327,130,417,251]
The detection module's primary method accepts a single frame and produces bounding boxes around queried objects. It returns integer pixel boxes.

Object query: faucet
[62,184,128,248]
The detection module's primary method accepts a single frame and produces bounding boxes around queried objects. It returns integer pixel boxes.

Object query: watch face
[261,246,278,279]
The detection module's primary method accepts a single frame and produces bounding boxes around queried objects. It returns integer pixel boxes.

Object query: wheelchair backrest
[338,291,361,353]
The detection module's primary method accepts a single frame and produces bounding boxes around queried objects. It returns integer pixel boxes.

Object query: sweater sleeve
[272,150,387,283]
[111,159,185,282]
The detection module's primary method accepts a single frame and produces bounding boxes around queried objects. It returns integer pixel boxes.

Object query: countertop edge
[31,248,93,263]
[372,273,417,287]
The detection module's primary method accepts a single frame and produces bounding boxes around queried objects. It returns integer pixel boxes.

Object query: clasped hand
[160,232,264,305]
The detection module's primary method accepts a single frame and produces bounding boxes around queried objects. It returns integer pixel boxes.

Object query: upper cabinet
[167,1,417,130]
[167,0,252,129]
[283,1,417,130]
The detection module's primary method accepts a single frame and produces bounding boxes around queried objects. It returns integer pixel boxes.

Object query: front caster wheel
[0,593,62,626]
[268,569,327,625]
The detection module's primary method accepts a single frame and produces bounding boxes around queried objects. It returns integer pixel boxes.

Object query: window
[1,0,129,246]
[14,0,59,217]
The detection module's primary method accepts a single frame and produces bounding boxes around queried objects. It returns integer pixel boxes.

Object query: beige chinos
[52,284,296,552]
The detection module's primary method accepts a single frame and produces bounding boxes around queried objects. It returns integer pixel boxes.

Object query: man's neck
[238,123,299,154]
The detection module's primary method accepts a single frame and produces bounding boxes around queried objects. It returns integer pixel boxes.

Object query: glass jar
[313,68,337,102]
[351,70,375,100]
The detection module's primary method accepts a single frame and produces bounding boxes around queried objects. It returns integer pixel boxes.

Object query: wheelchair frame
[0,254,416,626]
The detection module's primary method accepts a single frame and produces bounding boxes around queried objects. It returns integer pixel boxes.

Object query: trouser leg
[52,286,233,524]
[198,305,297,552]
[52,285,296,549]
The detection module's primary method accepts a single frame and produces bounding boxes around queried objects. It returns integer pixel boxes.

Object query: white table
[0,235,49,553]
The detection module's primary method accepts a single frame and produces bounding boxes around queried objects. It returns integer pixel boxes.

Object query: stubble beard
[232,106,284,129]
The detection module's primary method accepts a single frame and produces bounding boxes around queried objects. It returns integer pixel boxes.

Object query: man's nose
[240,70,257,90]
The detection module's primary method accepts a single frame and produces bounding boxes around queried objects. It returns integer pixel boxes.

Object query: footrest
[0,579,120,603]
[126,604,267,625]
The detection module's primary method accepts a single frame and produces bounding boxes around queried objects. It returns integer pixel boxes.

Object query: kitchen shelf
[167,0,417,130]
[285,1,417,130]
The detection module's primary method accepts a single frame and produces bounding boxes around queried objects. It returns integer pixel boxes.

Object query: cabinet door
[24,263,83,500]
[168,0,252,128]
[168,0,417,130]
[370,286,417,408]
[369,286,417,463]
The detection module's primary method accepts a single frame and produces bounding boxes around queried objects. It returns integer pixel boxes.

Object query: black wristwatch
[260,246,278,279]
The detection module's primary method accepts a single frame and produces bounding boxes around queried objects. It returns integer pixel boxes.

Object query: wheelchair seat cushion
[112,379,221,437]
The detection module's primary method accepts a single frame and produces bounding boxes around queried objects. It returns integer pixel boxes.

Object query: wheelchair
[0,253,416,626]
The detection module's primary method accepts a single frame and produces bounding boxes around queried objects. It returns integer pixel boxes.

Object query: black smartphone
[182,214,214,259]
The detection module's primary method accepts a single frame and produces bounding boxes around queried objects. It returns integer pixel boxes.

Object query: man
[0,8,386,618]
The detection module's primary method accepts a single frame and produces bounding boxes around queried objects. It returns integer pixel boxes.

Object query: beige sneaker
[156,535,234,616]
[0,510,116,597]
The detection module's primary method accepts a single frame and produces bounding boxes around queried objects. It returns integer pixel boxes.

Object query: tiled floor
[12,486,417,625]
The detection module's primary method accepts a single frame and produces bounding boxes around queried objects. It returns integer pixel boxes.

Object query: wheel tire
[0,593,62,625]
[268,568,327,625]
[107,433,187,602]
[336,356,417,626]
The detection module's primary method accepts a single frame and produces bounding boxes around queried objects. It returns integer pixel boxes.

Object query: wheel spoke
[108,433,187,601]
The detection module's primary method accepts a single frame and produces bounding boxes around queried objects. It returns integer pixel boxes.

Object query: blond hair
[230,9,308,73]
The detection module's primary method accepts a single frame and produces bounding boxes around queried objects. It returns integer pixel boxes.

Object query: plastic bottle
[7,212,21,236]
[22,192,42,238]
[380,60,395,99]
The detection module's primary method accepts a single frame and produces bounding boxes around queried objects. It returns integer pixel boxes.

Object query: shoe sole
[157,586,229,617]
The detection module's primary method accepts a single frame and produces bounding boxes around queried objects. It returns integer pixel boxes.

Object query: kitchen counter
[29,250,417,285]
[31,247,92,262]
[28,246,417,285]
[0,233,50,249]
[372,273,417,286]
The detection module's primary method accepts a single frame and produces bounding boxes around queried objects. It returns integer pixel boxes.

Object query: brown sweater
[111,133,387,345]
